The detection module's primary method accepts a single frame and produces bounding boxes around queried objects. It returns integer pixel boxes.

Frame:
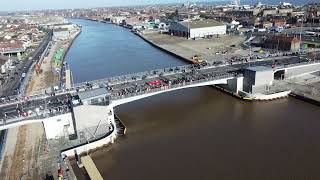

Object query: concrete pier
[65,69,72,89]
[80,155,103,180]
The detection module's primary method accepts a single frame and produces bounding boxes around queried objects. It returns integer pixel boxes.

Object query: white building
[53,28,70,40]
[158,22,168,30]
[169,19,226,39]
[111,16,126,25]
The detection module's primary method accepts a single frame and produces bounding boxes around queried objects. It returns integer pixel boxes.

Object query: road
[0,31,52,97]
[0,94,71,125]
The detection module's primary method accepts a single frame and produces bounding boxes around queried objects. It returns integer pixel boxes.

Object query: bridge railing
[0,107,71,126]
[61,57,320,90]
[110,73,238,101]
[0,91,64,108]
[72,61,238,88]
[73,64,196,87]
[276,60,320,69]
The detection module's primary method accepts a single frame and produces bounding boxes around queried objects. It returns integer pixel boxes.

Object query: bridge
[0,56,319,138]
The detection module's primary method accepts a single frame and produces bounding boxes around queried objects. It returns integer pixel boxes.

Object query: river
[66,19,320,179]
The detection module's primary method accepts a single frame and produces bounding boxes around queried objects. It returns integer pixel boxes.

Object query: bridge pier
[215,77,244,93]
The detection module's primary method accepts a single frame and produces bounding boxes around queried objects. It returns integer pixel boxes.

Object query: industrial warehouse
[169,19,227,39]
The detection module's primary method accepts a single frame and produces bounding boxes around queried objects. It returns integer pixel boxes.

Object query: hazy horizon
[1,0,197,12]
[0,0,316,12]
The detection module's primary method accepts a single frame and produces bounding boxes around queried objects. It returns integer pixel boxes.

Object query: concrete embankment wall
[63,29,82,61]
[61,128,117,157]
[290,93,320,106]
[135,32,193,64]
[252,91,291,100]
[60,29,81,88]
[236,89,292,101]
[61,104,117,157]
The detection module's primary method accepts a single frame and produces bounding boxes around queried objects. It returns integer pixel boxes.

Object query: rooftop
[179,19,224,29]
[53,28,69,32]
[246,66,273,72]
[267,36,300,43]
[78,88,109,100]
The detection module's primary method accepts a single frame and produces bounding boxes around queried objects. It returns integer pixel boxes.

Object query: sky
[0,0,312,12]
[0,0,198,11]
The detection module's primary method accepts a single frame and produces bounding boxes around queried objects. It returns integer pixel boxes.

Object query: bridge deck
[81,155,104,180]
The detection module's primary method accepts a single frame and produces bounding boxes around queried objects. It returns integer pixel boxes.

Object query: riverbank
[0,26,82,179]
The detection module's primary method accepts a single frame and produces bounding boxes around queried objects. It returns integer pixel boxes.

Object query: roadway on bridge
[0,94,71,125]
[106,55,304,99]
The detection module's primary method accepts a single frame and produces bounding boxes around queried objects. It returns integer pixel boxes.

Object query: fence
[0,105,71,126]
[268,80,320,98]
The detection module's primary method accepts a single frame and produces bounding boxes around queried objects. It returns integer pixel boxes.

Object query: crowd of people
[110,64,240,99]
[1,94,72,122]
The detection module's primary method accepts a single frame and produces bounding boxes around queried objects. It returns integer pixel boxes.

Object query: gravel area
[142,32,247,63]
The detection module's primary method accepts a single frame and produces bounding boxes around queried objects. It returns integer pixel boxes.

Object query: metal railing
[262,80,320,97]
[110,73,238,101]
[0,107,71,126]
[277,60,320,69]
[73,63,211,87]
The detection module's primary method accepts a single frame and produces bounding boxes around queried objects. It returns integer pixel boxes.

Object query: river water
[66,19,320,179]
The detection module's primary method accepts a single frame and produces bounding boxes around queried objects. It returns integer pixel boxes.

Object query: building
[0,42,25,56]
[263,36,300,52]
[243,66,274,93]
[271,19,287,27]
[123,16,141,27]
[158,22,169,30]
[306,4,320,24]
[78,88,109,105]
[278,8,293,15]
[111,16,126,25]
[51,23,74,30]
[53,28,70,40]
[263,8,278,16]
[307,4,320,17]
[169,19,226,39]
[262,21,273,29]
[225,9,260,17]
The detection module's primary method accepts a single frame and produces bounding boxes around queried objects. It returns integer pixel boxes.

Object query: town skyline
[0,0,300,12]
[2,0,194,12]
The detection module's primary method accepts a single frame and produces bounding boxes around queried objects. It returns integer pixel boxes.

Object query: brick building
[263,36,300,52]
